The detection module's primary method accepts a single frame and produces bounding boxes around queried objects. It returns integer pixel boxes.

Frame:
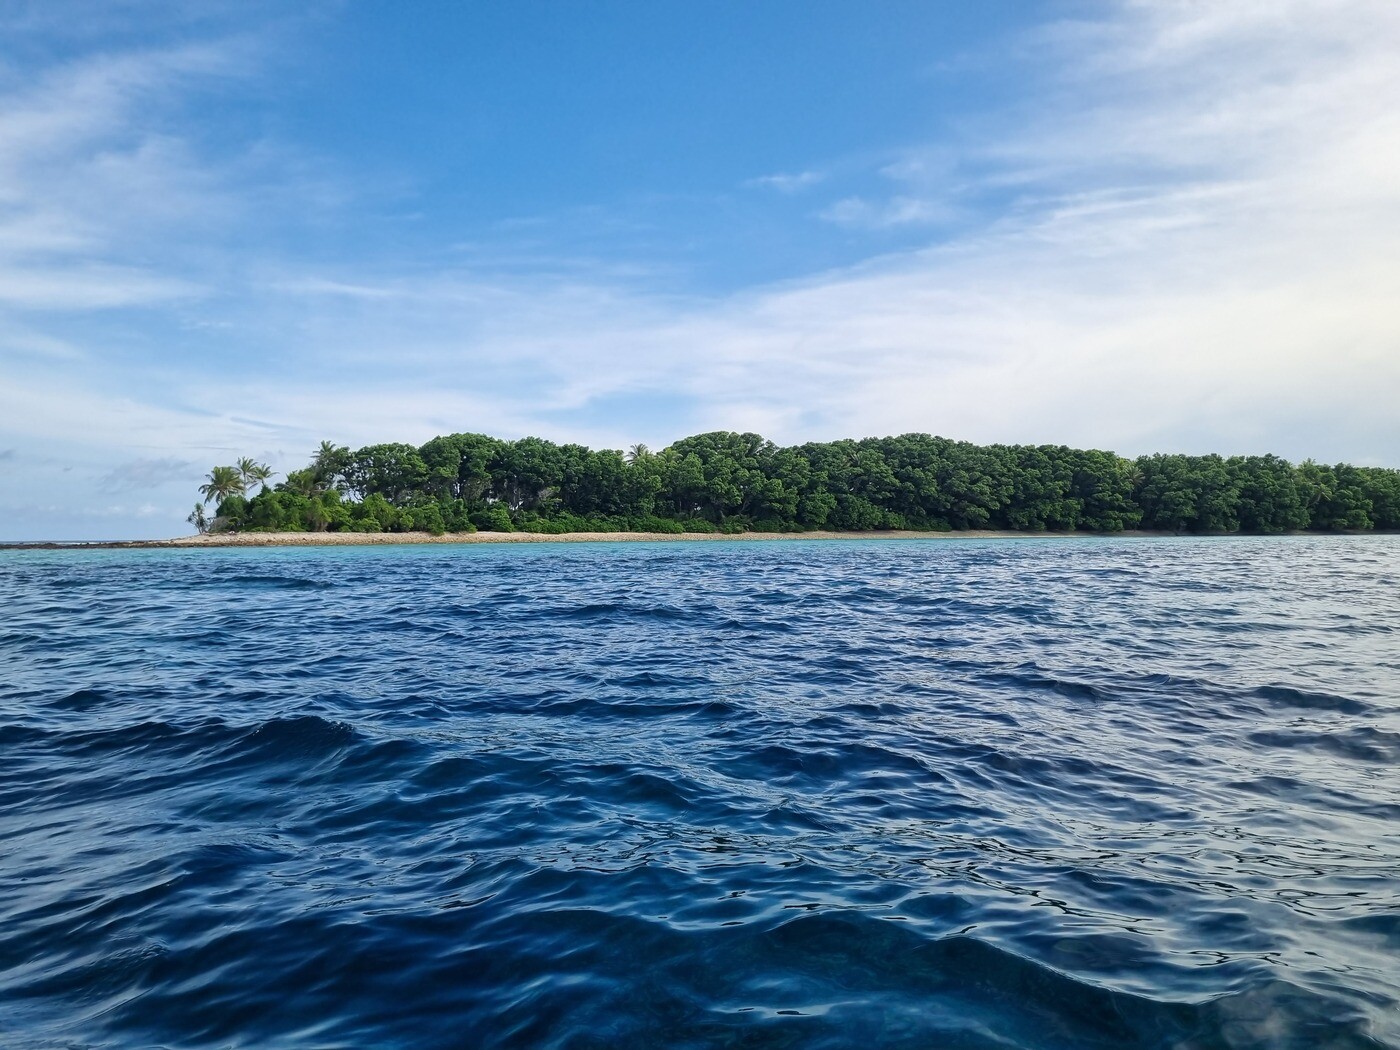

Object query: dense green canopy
[199,432,1400,536]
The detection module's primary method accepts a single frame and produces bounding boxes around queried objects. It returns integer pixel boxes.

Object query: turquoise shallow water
[2,537,1398,1049]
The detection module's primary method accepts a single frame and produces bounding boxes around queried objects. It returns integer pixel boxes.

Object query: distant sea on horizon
[2,537,1397,1049]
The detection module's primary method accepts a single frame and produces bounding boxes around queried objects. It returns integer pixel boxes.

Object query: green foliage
[281,468,322,498]
[473,505,515,532]
[312,442,352,491]
[1298,462,1373,530]
[245,491,311,531]
[633,515,685,534]
[403,504,446,536]
[1360,468,1400,529]
[200,432,1400,537]
[354,493,400,532]
[1231,454,1308,533]
[1133,453,1240,532]
[343,444,428,504]
[213,493,247,522]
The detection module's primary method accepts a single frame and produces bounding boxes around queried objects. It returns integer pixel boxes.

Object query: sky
[1,0,1398,540]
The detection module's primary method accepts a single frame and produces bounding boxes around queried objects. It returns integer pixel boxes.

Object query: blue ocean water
[2,537,1398,1049]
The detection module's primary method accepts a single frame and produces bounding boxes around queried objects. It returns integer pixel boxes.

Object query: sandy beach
[0,529,1176,550]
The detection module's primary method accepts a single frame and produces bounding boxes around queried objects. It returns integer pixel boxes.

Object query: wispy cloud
[96,456,198,493]
[818,195,958,229]
[0,44,239,311]
[744,170,825,193]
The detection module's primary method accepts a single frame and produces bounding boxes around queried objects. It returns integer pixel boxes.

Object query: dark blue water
[3,538,1398,1049]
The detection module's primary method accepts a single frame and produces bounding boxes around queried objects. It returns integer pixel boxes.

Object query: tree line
[190,432,1400,536]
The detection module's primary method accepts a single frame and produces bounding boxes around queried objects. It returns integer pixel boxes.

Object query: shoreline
[2,528,1366,550]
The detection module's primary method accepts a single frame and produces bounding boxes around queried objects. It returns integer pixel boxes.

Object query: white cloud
[744,170,825,193]
[819,195,958,229]
[0,46,235,311]
[0,265,200,309]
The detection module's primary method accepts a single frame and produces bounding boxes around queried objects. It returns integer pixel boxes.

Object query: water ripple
[1,536,1398,1048]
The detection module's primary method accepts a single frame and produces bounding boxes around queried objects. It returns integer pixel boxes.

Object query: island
[180,430,1398,541]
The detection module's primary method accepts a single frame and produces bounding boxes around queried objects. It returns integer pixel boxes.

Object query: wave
[2,536,1398,1048]
[1251,684,1373,715]
[201,573,338,590]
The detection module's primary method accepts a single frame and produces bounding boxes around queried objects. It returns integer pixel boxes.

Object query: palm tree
[186,502,208,535]
[199,465,244,507]
[237,457,275,493]
[312,441,348,486]
[626,443,652,464]
[282,468,322,498]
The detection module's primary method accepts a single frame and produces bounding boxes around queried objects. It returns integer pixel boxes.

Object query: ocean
[2,537,1397,1048]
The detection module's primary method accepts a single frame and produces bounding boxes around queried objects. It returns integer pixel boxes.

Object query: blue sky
[1,0,1398,539]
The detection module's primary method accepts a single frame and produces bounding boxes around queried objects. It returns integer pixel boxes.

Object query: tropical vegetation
[195,433,1400,536]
